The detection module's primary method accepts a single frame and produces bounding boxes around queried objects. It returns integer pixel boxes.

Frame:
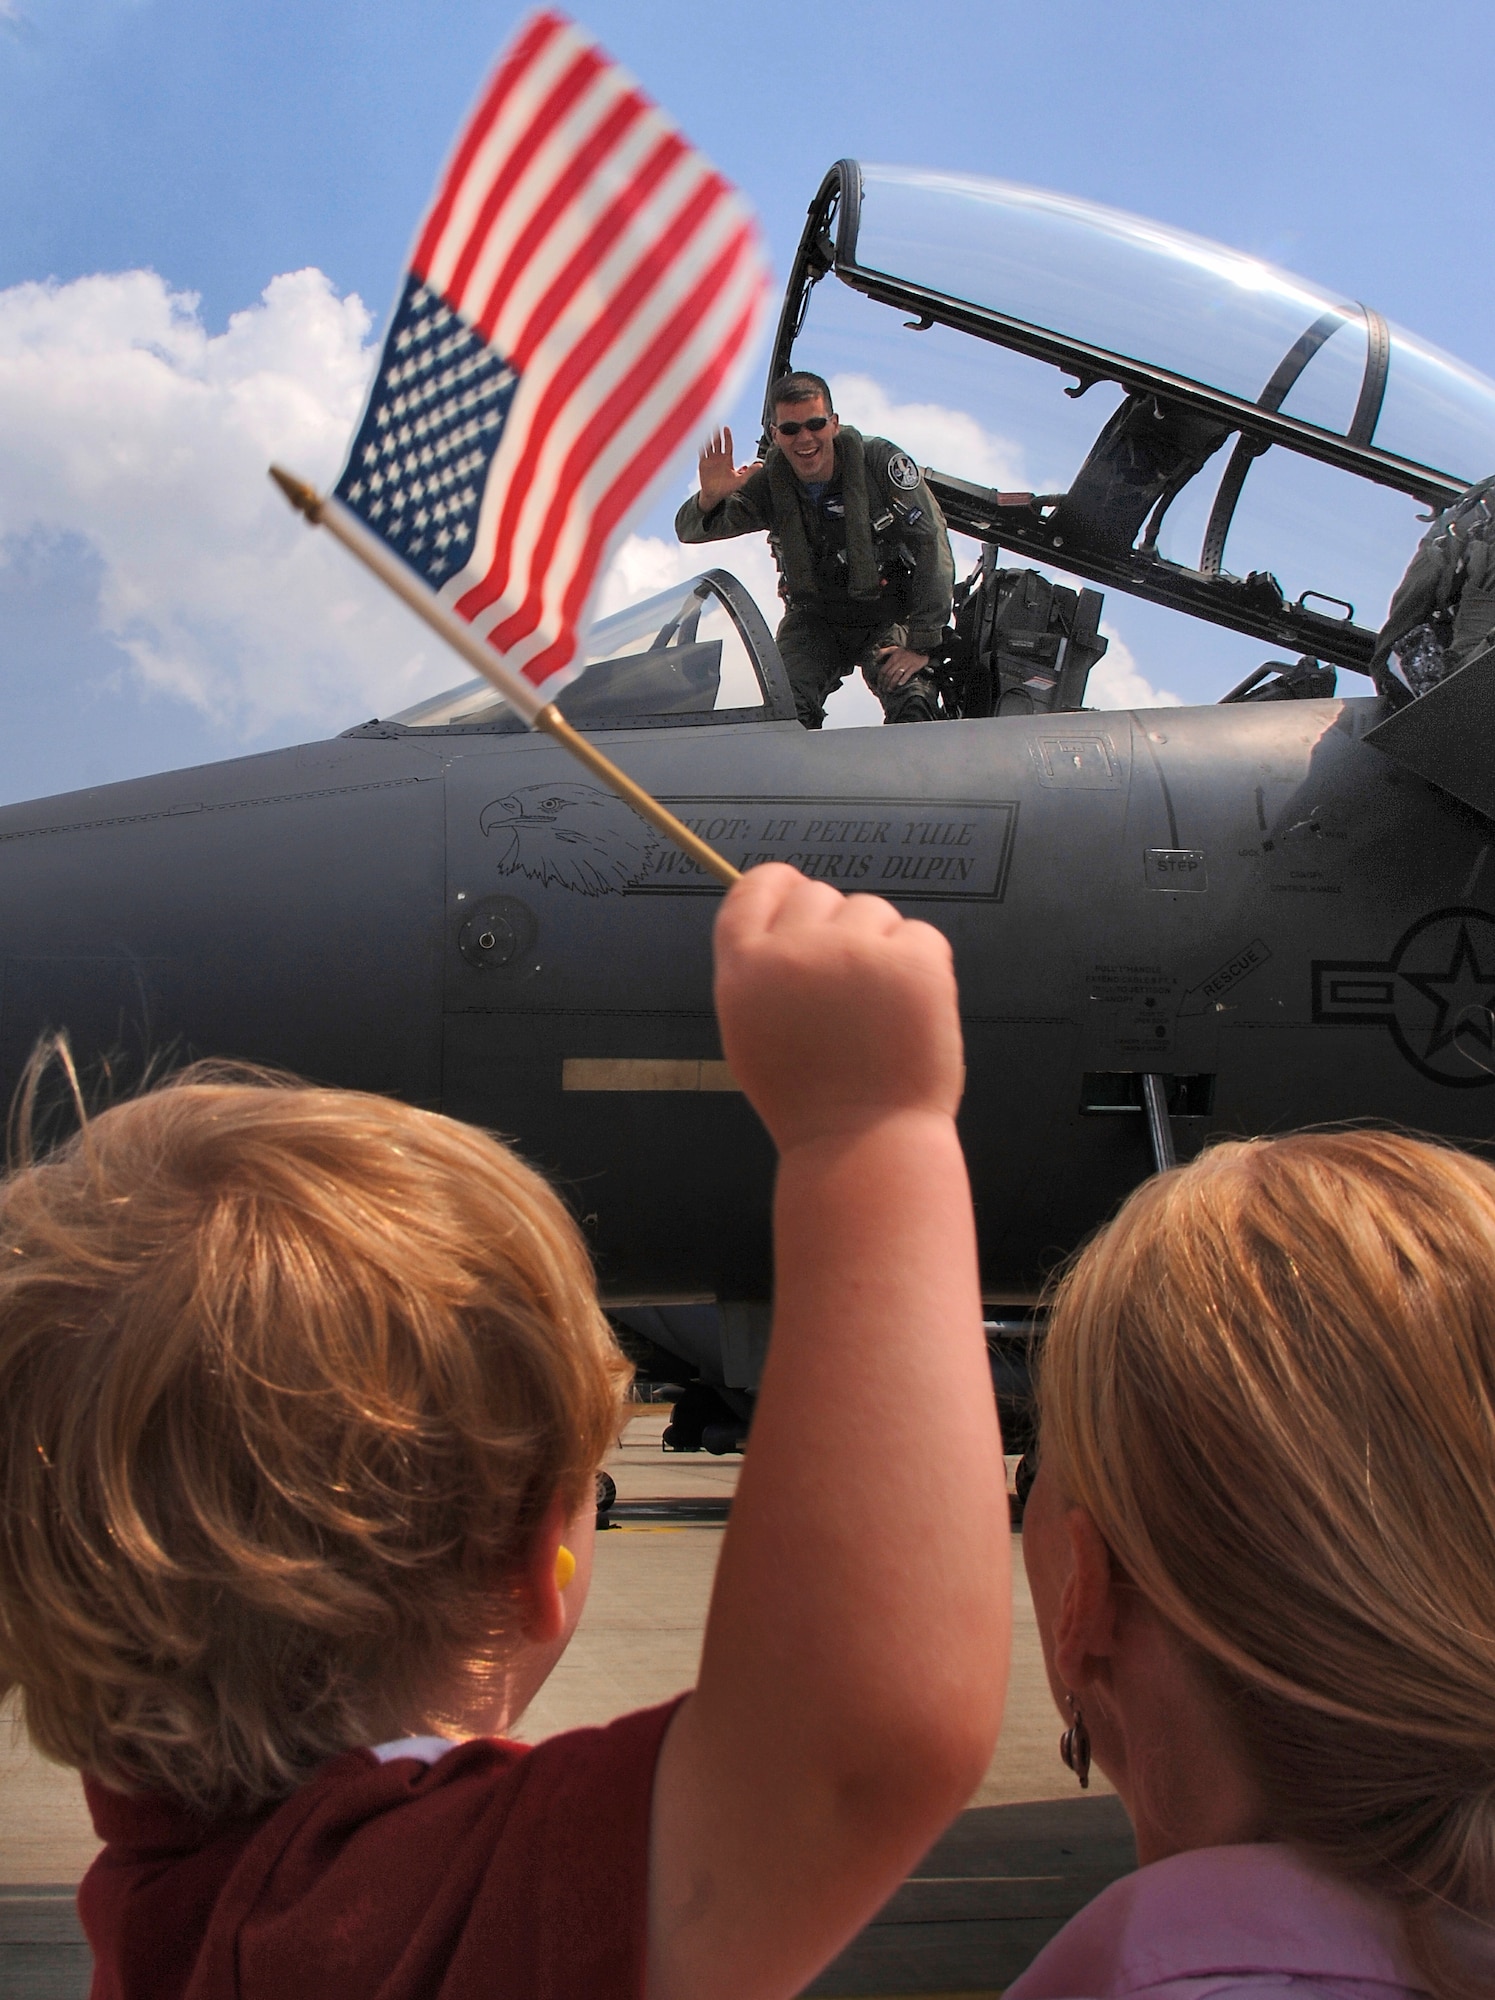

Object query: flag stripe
[443,46,607,305]
[424,132,699,608]
[504,273,760,681]
[411,12,568,281]
[454,172,735,622]
[460,78,648,333]
[451,75,643,336]
[455,165,733,616]
[423,137,699,612]
[469,210,756,657]
[340,9,769,706]
[502,242,761,670]
[461,181,742,633]
[421,22,589,294]
[487,222,755,654]
[499,132,693,365]
[521,290,762,685]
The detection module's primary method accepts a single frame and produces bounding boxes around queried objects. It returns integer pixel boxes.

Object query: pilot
[675,371,955,727]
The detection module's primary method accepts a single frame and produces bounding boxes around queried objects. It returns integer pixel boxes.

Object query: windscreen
[387,577,770,730]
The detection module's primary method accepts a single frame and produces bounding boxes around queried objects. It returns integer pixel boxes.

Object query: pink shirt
[1004,1842,1491,2000]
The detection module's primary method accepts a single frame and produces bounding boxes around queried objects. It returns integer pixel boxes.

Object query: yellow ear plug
[554,1545,576,1590]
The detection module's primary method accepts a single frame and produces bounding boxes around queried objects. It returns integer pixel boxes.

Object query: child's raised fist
[713,863,964,1155]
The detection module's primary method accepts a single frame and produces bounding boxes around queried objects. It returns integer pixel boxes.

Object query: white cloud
[1086,624,1182,710]
[0,268,1181,755]
[822,671,885,729]
[0,268,455,738]
[827,372,1027,493]
[596,527,783,628]
[0,269,917,745]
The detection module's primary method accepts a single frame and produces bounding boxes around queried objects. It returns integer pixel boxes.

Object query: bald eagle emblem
[478,783,657,896]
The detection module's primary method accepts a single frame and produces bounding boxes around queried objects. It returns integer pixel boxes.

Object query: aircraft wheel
[596,1470,617,1528]
[663,1383,742,1453]
[701,1421,748,1456]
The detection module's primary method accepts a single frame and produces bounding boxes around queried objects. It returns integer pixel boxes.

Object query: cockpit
[771,161,1495,690]
[370,570,796,735]
[355,161,1495,737]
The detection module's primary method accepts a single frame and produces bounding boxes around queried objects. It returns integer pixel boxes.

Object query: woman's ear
[1052,1507,1121,1692]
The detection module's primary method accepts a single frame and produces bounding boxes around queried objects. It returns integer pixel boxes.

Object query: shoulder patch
[886,451,920,491]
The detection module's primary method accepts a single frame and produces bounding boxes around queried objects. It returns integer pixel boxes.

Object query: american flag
[333,11,769,699]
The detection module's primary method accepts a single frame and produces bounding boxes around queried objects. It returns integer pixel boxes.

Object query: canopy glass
[386,575,779,731]
[849,166,1495,484]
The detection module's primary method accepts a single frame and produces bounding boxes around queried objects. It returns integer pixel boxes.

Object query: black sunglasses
[773,415,832,436]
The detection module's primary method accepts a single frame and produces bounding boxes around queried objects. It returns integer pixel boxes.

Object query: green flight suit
[674,427,955,728]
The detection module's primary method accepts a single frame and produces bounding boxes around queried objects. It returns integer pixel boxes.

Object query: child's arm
[646,865,1011,2000]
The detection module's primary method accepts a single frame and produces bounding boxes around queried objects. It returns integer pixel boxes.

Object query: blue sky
[1,0,1490,801]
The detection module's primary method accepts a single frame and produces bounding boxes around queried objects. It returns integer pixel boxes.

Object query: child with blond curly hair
[0,865,1010,2000]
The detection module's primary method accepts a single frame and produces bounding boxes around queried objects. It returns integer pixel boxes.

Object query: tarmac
[0,1408,1133,1998]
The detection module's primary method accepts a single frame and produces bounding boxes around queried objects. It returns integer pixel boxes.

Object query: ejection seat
[940,553,1109,719]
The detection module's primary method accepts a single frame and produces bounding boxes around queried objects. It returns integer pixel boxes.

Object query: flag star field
[336,274,519,586]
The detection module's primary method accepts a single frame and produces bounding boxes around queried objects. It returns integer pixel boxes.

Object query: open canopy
[770,162,1495,677]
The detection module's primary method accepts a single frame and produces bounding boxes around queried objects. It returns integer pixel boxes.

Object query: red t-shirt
[78,1701,680,2000]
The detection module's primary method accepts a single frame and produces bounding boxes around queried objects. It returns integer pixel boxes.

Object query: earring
[554,1545,576,1590]
[1060,1693,1091,1789]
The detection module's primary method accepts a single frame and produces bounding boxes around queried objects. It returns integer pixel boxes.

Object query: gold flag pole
[270,466,741,890]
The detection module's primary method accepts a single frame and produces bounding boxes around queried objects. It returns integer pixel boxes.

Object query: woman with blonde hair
[1012,1129,1495,2000]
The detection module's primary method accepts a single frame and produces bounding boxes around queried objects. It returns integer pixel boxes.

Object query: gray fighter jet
[5,163,1495,1445]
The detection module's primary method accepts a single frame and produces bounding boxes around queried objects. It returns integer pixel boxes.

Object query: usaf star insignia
[886,451,920,491]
